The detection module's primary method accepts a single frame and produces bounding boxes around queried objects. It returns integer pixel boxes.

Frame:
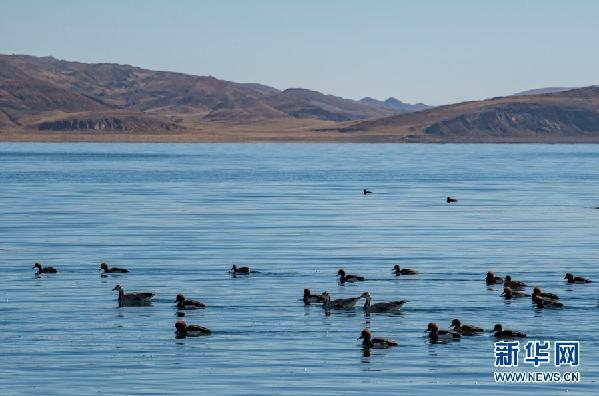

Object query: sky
[1,0,598,105]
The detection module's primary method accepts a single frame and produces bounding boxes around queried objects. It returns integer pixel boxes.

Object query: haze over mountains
[1,54,598,142]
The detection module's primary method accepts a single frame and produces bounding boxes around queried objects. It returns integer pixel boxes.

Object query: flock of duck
[31,258,594,348]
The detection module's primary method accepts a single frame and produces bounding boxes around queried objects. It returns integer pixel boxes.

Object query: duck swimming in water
[449,319,484,336]
[533,295,563,309]
[504,275,527,289]
[303,288,326,305]
[230,265,251,274]
[175,293,206,309]
[32,262,57,274]
[337,269,365,284]
[363,189,372,195]
[392,264,417,276]
[112,284,154,307]
[532,287,559,302]
[175,320,211,338]
[486,271,503,285]
[358,329,397,349]
[446,196,458,203]
[564,273,592,284]
[322,292,361,310]
[426,322,461,342]
[361,292,407,313]
[493,324,526,338]
[99,262,129,274]
[501,287,530,299]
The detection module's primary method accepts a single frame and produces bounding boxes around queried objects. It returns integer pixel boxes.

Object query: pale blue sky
[1,0,598,105]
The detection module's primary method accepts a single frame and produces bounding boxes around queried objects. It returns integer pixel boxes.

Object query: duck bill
[357,335,363,340]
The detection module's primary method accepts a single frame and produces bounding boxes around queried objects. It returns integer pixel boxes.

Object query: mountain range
[1,54,598,142]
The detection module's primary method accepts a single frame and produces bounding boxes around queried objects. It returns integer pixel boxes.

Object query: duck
[175,293,206,309]
[112,284,154,307]
[358,329,397,349]
[32,262,57,274]
[446,196,458,203]
[564,273,592,284]
[363,189,372,195]
[533,295,563,309]
[531,287,559,302]
[361,292,406,313]
[175,320,211,338]
[230,264,251,274]
[493,324,526,338]
[99,262,129,273]
[501,287,530,299]
[449,319,484,336]
[303,288,326,305]
[392,264,417,276]
[486,271,503,285]
[426,322,461,342]
[504,275,527,289]
[337,269,365,283]
[321,292,361,310]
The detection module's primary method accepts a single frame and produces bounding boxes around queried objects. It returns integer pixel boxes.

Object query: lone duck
[493,324,526,338]
[175,293,206,309]
[486,271,503,285]
[175,320,211,338]
[230,265,251,274]
[564,273,592,284]
[363,189,372,195]
[303,288,326,305]
[532,287,559,302]
[533,295,563,309]
[322,292,361,310]
[501,287,530,299]
[358,329,397,349]
[426,322,461,342]
[337,269,365,283]
[361,292,406,313]
[112,284,154,307]
[392,264,417,276]
[32,262,57,274]
[449,319,484,336]
[504,275,527,289]
[446,196,458,203]
[99,262,129,273]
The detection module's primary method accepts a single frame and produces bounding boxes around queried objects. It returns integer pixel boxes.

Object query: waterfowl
[504,275,527,289]
[392,264,417,276]
[501,287,530,299]
[532,287,559,302]
[175,293,206,309]
[112,284,154,307]
[426,322,461,342]
[303,288,326,305]
[493,324,526,338]
[230,265,251,274]
[486,271,503,285]
[32,262,57,274]
[533,295,563,309]
[337,269,365,283]
[322,292,361,310]
[99,262,129,273]
[449,319,484,336]
[446,196,458,203]
[361,292,406,313]
[564,273,592,284]
[175,320,211,338]
[363,189,372,195]
[358,329,397,349]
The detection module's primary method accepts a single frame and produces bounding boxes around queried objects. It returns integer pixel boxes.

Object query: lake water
[0,143,598,395]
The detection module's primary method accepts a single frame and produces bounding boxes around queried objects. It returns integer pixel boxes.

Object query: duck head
[493,324,504,333]
[501,287,513,297]
[175,293,186,303]
[112,284,124,292]
[505,275,513,282]
[175,320,187,335]
[303,288,311,297]
[533,295,544,307]
[532,287,541,296]
[358,328,372,341]
[450,319,461,329]
[100,262,109,271]
[230,265,237,272]
[426,322,439,333]
[564,273,574,281]
[32,262,42,270]
[486,271,495,280]
[337,269,346,277]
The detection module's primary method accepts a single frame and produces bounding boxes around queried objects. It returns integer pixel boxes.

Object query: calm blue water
[1,143,598,395]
